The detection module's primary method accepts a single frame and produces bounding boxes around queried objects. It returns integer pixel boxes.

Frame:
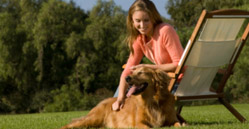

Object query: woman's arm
[112,40,144,111]
[111,77,127,110]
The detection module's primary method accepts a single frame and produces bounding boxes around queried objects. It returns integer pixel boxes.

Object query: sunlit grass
[0,104,248,129]
[0,111,87,129]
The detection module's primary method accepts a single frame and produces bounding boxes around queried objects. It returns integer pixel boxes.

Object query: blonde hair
[126,0,163,54]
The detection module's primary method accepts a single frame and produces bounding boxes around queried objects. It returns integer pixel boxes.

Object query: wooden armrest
[167,72,176,78]
[122,64,126,69]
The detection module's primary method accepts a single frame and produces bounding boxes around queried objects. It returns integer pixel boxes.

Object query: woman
[112,0,183,111]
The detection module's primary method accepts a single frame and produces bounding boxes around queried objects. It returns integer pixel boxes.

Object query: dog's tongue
[126,86,137,97]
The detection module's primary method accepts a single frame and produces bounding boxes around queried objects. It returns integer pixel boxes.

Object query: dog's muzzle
[125,76,148,96]
[125,76,132,83]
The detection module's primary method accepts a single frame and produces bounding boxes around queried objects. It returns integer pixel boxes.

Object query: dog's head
[126,66,171,101]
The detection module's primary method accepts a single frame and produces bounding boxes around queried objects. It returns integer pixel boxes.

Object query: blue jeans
[113,87,119,97]
[171,83,179,94]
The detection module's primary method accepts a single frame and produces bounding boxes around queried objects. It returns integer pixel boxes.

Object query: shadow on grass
[189,121,234,126]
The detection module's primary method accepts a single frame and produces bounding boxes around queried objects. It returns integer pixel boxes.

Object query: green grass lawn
[0,104,249,129]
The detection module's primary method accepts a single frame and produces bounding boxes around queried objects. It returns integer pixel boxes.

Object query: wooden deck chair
[168,9,249,123]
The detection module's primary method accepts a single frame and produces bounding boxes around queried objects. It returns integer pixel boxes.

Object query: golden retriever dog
[61,66,181,129]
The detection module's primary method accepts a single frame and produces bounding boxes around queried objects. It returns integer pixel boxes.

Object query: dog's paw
[181,122,188,127]
[173,122,181,127]
[173,121,188,127]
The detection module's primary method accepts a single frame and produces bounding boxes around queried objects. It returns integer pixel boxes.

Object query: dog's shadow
[179,120,246,128]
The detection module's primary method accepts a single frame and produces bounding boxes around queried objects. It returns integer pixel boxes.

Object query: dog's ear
[154,69,170,87]
[153,69,171,102]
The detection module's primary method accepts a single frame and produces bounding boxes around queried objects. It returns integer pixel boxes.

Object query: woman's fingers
[130,64,144,71]
[112,99,125,111]
[112,101,120,111]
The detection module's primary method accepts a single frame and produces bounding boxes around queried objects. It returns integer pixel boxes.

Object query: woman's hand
[131,64,148,71]
[131,63,176,72]
[112,99,125,111]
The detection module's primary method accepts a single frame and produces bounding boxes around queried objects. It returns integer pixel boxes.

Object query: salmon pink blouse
[121,23,184,79]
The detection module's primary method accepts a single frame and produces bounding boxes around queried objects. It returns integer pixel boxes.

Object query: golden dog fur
[61,67,180,129]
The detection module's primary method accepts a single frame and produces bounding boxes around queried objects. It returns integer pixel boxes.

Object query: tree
[32,0,88,112]
[0,0,37,113]
[0,0,90,113]
[73,0,127,93]
[43,0,128,112]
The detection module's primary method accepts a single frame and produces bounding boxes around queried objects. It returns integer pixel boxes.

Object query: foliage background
[0,0,248,113]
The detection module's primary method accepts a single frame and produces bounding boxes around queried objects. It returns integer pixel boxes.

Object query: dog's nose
[125,76,131,82]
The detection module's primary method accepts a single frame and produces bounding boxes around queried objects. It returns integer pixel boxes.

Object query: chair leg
[176,105,187,124]
[176,105,183,114]
[219,98,246,123]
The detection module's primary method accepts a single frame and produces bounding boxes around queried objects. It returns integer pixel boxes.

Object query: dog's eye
[137,72,142,75]
[137,71,144,75]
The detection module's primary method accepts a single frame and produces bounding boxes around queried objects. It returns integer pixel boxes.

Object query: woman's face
[132,10,153,36]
